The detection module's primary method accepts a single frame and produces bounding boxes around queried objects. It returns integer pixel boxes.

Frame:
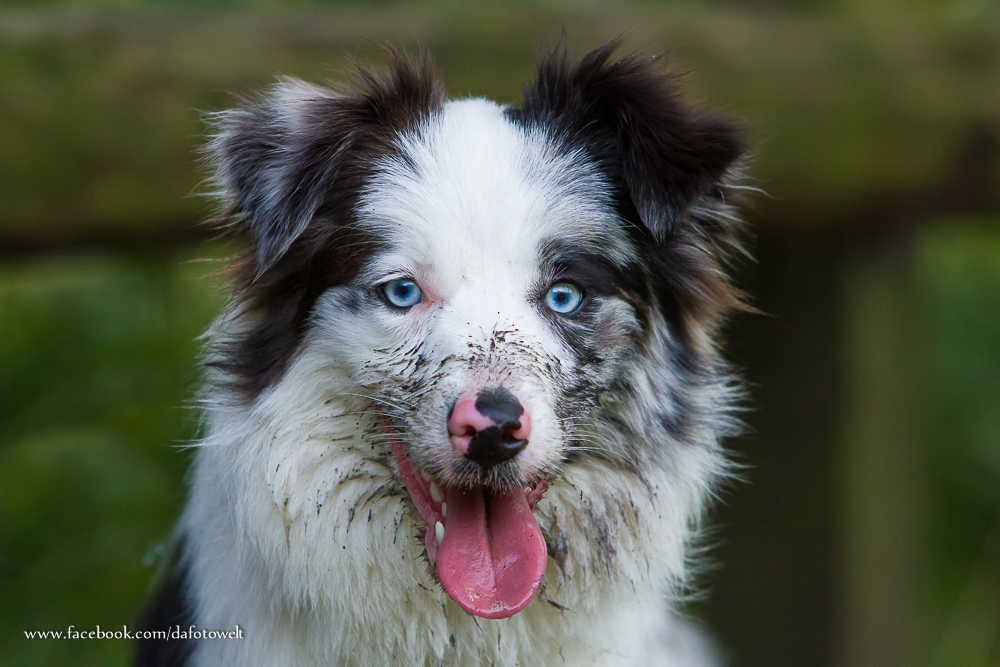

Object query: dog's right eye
[380,279,423,309]
[544,282,584,314]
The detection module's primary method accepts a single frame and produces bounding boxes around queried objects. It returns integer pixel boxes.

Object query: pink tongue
[435,485,547,619]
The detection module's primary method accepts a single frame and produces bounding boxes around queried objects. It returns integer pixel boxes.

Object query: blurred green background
[1,0,998,665]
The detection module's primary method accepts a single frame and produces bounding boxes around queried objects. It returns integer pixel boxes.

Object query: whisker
[335,391,417,410]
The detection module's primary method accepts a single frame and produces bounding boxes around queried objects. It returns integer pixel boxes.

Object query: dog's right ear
[206,53,445,276]
[511,43,750,342]
[511,42,744,244]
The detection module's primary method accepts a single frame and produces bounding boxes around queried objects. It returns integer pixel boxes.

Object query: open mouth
[391,439,550,619]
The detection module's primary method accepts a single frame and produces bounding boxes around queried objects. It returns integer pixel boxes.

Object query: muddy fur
[135,43,750,667]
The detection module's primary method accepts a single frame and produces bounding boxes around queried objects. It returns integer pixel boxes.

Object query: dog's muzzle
[392,385,550,620]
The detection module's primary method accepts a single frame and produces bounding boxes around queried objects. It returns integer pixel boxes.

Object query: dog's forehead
[357,98,620,280]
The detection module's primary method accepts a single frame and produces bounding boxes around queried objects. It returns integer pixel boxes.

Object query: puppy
[135,43,749,667]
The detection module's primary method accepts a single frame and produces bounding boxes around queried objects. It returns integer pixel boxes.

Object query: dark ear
[206,52,445,274]
[511,43,745,243]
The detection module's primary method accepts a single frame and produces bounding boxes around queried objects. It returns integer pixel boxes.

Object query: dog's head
[205,45,746,620]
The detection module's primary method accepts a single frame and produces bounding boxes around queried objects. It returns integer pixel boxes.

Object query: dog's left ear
[511,43,745,243]
[206,52,445,276]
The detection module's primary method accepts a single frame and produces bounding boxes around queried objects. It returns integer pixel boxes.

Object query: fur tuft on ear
[510,42,751,345]
[203,51,445,402]
[511,42,745,244]
[205,51,445,275]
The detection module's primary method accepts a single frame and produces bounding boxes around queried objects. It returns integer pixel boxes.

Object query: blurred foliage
[0,252,227,666]
[920,225,1000,667]
[0,1,998,241]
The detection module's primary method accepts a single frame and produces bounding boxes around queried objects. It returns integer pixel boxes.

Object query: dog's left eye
[544,282,584,314]
[381,279,423,309]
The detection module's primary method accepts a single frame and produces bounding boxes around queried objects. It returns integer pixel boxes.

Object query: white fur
[181,99,726,667]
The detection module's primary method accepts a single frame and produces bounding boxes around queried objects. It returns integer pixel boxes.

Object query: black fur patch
[133,541,195,667]
[537,237,636,301]
[508,42,749,348]
[207,52,446,401]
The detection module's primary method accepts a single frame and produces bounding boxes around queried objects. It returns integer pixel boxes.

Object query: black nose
[465,387,527,470]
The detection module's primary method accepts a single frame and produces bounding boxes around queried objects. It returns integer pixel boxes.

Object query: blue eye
[544,282,584,314]
[381,279,423,309]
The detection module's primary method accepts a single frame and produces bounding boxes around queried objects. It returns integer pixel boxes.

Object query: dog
[135,43,749,667]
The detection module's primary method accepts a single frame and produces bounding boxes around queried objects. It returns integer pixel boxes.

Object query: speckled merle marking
[137,43,751,667]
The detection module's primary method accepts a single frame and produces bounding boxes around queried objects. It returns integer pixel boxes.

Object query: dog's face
[205,47,745,621]
[315,101,647,617]
[327,98,634,490]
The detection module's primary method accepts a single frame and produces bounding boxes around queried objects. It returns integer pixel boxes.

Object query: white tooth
[440,502,447,518]
[435,521,445,545]
[429,482,444,503]
[420,469,433,482]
